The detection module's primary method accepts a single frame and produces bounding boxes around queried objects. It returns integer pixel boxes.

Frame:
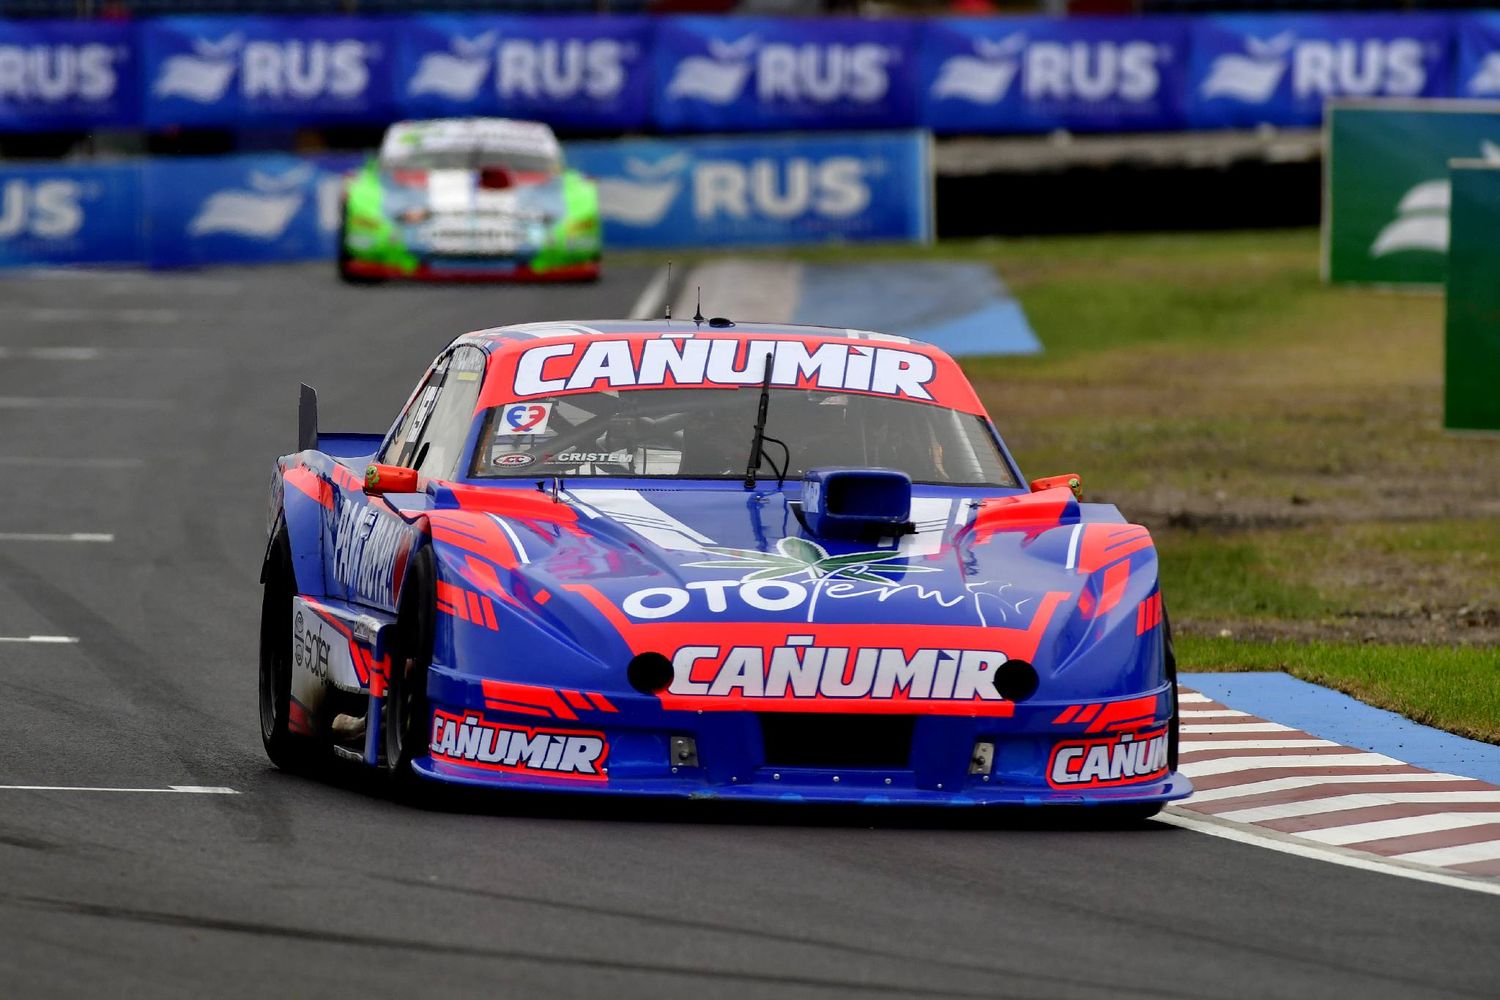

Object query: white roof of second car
[380,118,561,161]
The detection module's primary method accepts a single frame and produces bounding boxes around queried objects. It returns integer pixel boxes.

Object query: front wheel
[384,548,435,794]
[336,210,382,286]
[1163,603,1179,772]
[259,528,317,771]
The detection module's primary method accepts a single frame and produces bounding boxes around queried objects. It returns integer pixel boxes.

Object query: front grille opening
[760,714,915,769]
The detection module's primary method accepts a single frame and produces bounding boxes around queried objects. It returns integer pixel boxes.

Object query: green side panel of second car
[342,162,419,274]
[529,171,603,273]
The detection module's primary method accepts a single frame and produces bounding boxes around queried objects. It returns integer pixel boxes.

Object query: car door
[325,346,486,615]
[323,355,446,614]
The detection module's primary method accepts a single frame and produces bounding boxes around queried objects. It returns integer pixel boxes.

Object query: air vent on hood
[801,467,913,541]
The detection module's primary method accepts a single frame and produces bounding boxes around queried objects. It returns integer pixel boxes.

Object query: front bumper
[412,758,1191,807]
[409,673,1192,808]
[343,258,600,283]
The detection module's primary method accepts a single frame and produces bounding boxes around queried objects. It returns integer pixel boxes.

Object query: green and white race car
[337,118,601,283]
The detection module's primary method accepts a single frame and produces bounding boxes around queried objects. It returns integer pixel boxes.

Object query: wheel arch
[265,459,331,598]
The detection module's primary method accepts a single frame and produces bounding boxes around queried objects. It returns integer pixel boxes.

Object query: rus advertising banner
[0,162,143,267]
[1187,15,1452,129]
[144,153,359,267]
[141,17,395,127]
[565,130,932,248]
[1323,99,1500,285]
[919,17,1189,134]
[396,15,652,129]
[0,20,138,131]
[652,17,919,132]
[1444,161,1500,430]
[1456,15,1500,100]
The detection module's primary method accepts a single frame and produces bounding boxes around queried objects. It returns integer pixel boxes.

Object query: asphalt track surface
[0,264,1496,1000]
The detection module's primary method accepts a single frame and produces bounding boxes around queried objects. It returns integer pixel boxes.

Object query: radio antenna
[693,286,704,325]
[663,262,673,320]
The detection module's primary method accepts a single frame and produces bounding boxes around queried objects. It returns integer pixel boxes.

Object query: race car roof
[380,118,561,161]
[460,321,986,415]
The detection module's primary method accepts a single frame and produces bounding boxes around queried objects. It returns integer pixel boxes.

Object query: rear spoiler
[298,383,383,461]
[298,383,318,452]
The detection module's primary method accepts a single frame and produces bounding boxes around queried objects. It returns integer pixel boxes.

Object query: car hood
[419,483,1156,683]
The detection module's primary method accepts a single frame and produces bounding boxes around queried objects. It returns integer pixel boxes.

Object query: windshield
[469,388,1016,487]
[383,149,560,174]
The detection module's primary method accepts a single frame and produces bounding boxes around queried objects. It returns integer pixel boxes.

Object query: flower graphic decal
[685,537,937,586]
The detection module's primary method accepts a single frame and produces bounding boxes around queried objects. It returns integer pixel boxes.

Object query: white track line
[629,265,672,319]
[1156,809,1500,897]
[0,346,102,361]
[1395,842,1500,866]
[1181,740,1338,751]
[0,457,143,469]
[1181,709,1251,718]
[1176,692,1214,704]
[0,397,174,411]
[0,532,113,543]
[0,635,79,644]
[1181,722,1296,734]
[0,784,236,794]
[1184,772,1471,803]
[1303,813,1500,847]
[1182,753,1404,778]
[1217,792,1500,823]
[24,307,180,323]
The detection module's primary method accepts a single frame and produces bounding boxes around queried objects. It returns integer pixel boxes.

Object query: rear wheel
[384,548,435,793]
[259,528,317,771]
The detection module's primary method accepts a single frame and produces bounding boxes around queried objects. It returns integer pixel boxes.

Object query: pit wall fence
[4,13,1500,135]
[0,130,933,267]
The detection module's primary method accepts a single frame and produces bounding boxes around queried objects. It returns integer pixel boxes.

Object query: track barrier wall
[1323,99,1500,286]
[0,130,930,267]
[6,14,1500,135]
[1443,160,1500,432]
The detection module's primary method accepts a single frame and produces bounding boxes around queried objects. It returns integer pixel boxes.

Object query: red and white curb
[1163,688,1500,895]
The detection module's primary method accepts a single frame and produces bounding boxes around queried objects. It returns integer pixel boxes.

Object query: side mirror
[364,463,419,496]
[1029,473,1082,500]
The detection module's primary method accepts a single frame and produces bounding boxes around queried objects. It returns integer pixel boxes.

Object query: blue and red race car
[260,320,1189,813]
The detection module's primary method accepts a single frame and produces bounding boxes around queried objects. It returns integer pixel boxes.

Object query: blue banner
[652,17,919,132]
[920,16,1188,134]
[1185,14,1453,128]
[1456,14,1500,99]
[396,15,652,130]
[0,14,1496,135]
[0,20,137,131]
[0,162,143,267]
[144,153,360,267]
[565,130,931,248]
[141,16,395,127]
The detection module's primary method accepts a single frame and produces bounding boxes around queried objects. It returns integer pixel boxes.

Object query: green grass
[1156,532,1332,620]
[1181,636,1500,744]
[634,230,1500,742]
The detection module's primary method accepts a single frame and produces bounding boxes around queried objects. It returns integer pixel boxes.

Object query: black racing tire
[259,528,317,771]
[384,547,436,795]
[1074,600,1179,827]
[336,210,382,286]
[1091,802,1165,825]
[1163,603,1179,772]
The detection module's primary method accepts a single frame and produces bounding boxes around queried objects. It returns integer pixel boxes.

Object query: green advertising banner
[1324,99,1500,286]
[1445,161,1500,431]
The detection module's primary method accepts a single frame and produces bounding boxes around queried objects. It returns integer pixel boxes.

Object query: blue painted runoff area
[790,263,1042,357]
[1182,671,1500,786]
